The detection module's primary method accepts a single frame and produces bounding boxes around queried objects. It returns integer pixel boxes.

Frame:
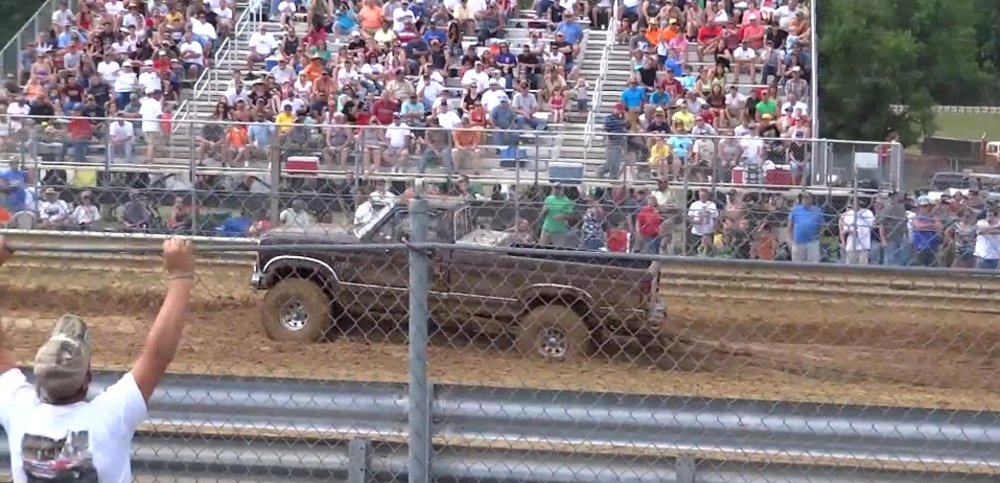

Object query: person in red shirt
[659,70,684,100]
[636,196,663,254]
[60,107,94,163]
[607,221,629,252]
[370,91,398,125]
[696,23,723,62]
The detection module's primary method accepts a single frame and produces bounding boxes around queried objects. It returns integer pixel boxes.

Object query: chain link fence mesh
[3,178,1000,480]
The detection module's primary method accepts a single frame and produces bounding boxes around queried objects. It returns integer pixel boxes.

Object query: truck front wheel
[516,305,591,362]
[261,279,332,342]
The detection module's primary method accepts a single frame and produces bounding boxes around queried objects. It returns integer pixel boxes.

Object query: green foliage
[0,0,46,48]
[818,0,999,143]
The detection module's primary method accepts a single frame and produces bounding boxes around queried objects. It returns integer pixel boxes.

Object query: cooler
[764,165,793,185]
[286,156,320,174]
[264,56,280,72]
[731,166,745,184]
[549,162,584,185]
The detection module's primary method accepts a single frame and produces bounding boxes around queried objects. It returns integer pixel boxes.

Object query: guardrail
[0,370,996,481]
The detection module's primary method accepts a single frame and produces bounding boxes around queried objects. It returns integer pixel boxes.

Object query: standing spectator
[840,197,875,265]
[686,188,719,256]
[946,208,979,269]
[580,195,606,250]
[788,192,823,262]
[974,206,1000,269]
[600,102,628,179]
[877,192,910,266]
[910,195,943,267]
[0,237,197,482]
[636,196,663,254]
[539,184,574,247]
[139,90,163,162]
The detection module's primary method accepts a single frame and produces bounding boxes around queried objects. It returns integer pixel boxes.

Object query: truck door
[367,209,450,313]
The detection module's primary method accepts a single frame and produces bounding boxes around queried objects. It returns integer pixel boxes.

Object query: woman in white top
[72,191,101,229]
[975,207,1000,269]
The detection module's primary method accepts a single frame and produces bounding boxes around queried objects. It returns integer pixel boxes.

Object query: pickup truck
[250,196,665,361]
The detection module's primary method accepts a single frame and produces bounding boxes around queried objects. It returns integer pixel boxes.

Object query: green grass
[934,112,1000,141]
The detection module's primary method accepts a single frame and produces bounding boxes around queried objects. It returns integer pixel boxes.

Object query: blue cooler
[264,57,279,72]
[549,162,584,185]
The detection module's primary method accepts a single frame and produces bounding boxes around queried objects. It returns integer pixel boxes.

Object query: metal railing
[1,368,997,480]
[176,0,255,127]
[3,115,904,191]
[583,1,619,157]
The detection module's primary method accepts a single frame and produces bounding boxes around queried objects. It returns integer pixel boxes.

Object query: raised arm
[130,238,195,402]
[0,237,15,373]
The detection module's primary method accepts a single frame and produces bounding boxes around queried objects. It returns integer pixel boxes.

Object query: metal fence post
[269,154,281,226]
[188,127,199,235]
[407,196,431,483]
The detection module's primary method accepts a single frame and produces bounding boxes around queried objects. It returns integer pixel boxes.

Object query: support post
[407,196,431,483]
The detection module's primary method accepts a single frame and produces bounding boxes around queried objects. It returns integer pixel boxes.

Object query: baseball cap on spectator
[34,315,92,403]
[917,196,932,206]
[613,102,625,112]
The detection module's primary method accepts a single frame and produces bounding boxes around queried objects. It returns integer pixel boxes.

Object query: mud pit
[2,263,999,410]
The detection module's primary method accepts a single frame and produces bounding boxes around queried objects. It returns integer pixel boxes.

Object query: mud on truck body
[250,196,666,361]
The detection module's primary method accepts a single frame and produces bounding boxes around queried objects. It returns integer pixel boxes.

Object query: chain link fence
[0,125,997,480]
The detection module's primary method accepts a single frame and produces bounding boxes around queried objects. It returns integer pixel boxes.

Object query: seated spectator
[38,187,71,229]
[71,190,100,229]
[120,190,155,231]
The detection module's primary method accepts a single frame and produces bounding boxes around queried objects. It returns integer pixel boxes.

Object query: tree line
[818,0,1000,144]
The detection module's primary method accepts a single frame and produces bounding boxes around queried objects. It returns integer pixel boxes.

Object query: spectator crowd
[601,0,814,186]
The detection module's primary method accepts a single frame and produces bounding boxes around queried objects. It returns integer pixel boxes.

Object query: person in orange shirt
[302,56,325,83]
[224,123,250,166]
[358,0,383,33]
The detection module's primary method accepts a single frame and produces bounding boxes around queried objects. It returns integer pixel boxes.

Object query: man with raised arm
[0,236,196,482]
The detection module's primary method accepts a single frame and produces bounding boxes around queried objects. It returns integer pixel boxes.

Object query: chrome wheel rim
[538,327,569,359]
[279,299,309,331]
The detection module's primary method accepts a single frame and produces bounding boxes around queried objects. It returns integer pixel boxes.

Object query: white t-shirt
[113,72,137,93]
[105,0,125,16]
[179,40,205,65]
[975,219,1000,260]
[734,46,756,61]
[138,71,161,94]
[138,97,163,133]
[39,199,70,222]
[840,208,875,251]
[98,61,121,84]
[460,69,490,94]
[687,200,719,236]
[0,370,147,483]
[385,124,411,148]
[354,201,375,226]
[109,121,135,142]
[7,103,29,131]
[437,110,462,129]
[279,209,315,229]
[190,18,217,40]
[739,137,764,163]
[782,100,809,116]
[249,31,277,56]
[270,65,296,85]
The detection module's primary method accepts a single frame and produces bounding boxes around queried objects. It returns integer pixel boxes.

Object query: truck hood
[260,224,361,245]
[456,229,516,247]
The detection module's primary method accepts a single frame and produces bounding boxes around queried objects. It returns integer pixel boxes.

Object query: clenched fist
[162,238,195,275]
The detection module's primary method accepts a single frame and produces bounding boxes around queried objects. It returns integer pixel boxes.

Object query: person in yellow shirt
[649,136,672,179]
[275,104,296,134]
[671,100,695,132]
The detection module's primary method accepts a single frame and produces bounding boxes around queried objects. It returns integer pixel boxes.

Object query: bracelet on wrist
[166,272,197,281]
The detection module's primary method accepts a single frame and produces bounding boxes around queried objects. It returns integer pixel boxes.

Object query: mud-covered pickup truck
[250,196,665,361]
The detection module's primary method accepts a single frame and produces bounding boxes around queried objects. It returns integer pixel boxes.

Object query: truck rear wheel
[261,279,332,342]
[516,305,591,362]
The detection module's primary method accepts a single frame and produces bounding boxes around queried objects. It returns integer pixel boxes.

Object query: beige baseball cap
[34,315,92,403]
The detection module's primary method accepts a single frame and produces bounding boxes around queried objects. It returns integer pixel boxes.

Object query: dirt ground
[2,262,999,411]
